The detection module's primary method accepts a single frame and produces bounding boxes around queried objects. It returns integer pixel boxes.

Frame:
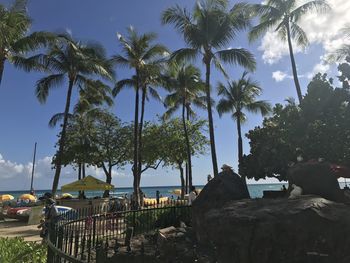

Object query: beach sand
[0,219,41,242]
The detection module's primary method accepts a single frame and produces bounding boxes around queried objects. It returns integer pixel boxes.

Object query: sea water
[1,182,348,200]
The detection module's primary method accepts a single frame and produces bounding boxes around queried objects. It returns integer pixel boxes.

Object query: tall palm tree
[0,0,55,86]
[217,72,271,189]
[112,26,168,207]
[249,0,330,104]
[162,0,256,177]
[162,63,206,192]
[30,35,114,195]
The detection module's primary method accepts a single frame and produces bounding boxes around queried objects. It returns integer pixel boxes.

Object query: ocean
[1,182,348,200]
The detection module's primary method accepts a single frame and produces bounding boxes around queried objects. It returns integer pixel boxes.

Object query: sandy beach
[0,219,41,242]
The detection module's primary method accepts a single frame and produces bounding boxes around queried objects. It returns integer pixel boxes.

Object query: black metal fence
[47,200,191,263]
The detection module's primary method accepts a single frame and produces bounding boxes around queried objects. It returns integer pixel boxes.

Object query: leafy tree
[241,73,350,181]
[162,0,256,177]
[161,118,208,199]
[0,0,55,86]
[217,72,271,189]
[30,35,114,195]
[249,0,330,103]
[113,27,167,206]
[162,63,206,191]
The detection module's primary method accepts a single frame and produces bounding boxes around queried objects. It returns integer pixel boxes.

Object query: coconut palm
[162,63,206,192]
[112,26,168,207]
[217,72,271,189]
[0,0,55,86]
[162,0,256,177]
[249,0,330,104]
[30,35,114,194]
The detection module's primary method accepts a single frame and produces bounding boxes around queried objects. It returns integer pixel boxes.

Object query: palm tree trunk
[132,70,140,208]
[205,61,219,177]
[236,117,250,197]
[185,105,190,194]
[82,163,86,178]
[178,162,185,200]
[78,163,82,198]
[182,101,193,190]
[51,79,74,195]
[286,22,303,104]
[0,58,5,87]
[137,86,146,189]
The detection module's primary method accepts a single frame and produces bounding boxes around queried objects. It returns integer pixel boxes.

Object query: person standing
[156,190,160,205]
[188,186,198,205]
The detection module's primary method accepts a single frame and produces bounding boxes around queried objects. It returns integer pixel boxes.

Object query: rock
[192,169,250,242]
[287,162,344,202]
[196,196,350,263]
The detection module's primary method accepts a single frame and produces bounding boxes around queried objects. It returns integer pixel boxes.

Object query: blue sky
[0,0,348,191]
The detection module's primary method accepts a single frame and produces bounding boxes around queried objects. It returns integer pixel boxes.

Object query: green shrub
[0,237,47,263]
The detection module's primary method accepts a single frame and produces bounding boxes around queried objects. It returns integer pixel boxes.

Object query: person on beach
[38,192,58,239]
[156,190,160,205]
[188,186,198,205]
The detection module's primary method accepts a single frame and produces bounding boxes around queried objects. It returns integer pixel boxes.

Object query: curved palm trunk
[178,162,185,199]
[236,117,250,197]
[205,61,219,177]
[137,86,146,189]
[0,58,5,87]
[182,101,193,190]
[286,22,303,104]
[52,79,74,195]
[132,71,140,208]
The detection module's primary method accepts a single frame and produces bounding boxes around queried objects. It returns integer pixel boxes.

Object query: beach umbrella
[19,194,36,201]
[62,193,73,198]
[0,194,14,202]
[61,175,114,192]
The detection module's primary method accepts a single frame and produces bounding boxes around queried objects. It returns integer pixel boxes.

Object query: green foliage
[0,237,47,263]
[125,206,191,235]
[241,72,350,181]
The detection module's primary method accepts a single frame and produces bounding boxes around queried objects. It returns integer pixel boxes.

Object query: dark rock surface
[287,162,344,201]
[196,196,350,263]
[192,169,250,242]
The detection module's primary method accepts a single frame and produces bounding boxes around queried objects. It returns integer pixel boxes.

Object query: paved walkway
[0,219,41,242]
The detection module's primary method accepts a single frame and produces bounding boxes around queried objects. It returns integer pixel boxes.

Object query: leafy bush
[126,206,191,235]
[0,237,47,263]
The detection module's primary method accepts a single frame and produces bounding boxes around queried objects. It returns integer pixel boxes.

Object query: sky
[0,0,349,191]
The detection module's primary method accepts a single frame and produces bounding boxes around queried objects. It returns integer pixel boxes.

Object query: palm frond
[48,112,68,128]
[291,0,330,23]
[290,22,309,48]
[169,48,199,63]
[216,48,256,71]
[35,74,65,103]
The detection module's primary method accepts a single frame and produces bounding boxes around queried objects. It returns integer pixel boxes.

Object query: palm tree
[0,0,55,86]
[30,35,114,195]
[162,0,256,177]
[249,0,330,104]
[162,63,206,192]
[112,26,168,207]
[217,72,271,189]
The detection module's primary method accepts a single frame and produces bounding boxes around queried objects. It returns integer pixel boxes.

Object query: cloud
[65,28,72,36]
[258,0,350,64]
[0,153,131,182]
[307,60,330,79]
[272,71,288,82]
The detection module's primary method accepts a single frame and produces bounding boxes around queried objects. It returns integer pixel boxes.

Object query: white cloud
[307,60,330,79]
[272,71,288,82]
[258,0,350,64]
[65,28,72,36]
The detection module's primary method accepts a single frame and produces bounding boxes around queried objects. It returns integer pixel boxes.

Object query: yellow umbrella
[62,193,73,198]
[0,194,14,202]
[19,194,36,201]
[61,175,114,192]
[171,189,182,196]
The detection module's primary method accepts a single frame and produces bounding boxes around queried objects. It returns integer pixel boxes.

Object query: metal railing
[47,200,191,263]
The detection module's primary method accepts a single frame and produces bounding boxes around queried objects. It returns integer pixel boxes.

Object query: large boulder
[192,169,250,242]
[287,162,344,202]
[196,196,350,263]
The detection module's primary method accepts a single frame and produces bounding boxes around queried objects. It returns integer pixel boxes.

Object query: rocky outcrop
[192,169,250,242]
[194,196,350,263]
[287,162,344,201]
